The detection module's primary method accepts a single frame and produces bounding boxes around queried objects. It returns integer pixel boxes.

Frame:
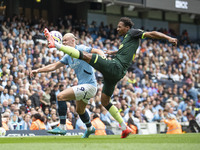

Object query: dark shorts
[89,54,126,96]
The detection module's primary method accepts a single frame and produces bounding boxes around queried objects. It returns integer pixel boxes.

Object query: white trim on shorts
[72,84,97,104]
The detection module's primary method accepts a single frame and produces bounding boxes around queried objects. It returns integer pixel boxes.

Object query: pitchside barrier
[3,122,189,137]
[108,122,190,135]
[139,122,189,134]
[4,129,114,137]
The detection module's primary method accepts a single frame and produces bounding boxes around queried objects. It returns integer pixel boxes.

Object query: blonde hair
[64,33,77,40]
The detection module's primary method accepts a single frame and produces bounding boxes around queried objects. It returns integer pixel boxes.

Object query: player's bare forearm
[105,50,118,55]
[144,31,177,46]
[38,62,63,73]
[91,48,106,58]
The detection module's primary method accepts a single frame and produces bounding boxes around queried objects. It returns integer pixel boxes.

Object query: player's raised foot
[121,127,132,138]
[47,126,66,135]
[43,28,56,48]
[82,127,95,138]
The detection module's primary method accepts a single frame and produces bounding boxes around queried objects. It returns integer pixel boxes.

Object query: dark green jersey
[115,29,145,70]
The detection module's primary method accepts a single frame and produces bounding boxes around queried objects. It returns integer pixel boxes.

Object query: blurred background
[1,0,200,41]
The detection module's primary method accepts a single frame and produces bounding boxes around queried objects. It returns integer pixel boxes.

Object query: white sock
[120,122,127,131]
[59,124,66,130]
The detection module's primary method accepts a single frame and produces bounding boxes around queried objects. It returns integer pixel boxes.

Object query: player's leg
[76,100,95,138]
[76,101,91,129]
[57,87,75,130]
[44,28,92,62]
[101,80,126,128]
[101,80,132,138]
[48,87,75,135]
[72,84,97,138]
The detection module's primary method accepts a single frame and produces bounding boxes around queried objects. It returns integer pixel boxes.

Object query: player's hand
[168,38,178,46]
[101,53,106,59]
[30,69,39,78]
[104,50,114,55]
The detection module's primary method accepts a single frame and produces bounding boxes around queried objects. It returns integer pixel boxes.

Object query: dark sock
[105,103,112,110]
[79,111,92,128]
[79,50,83,59]
[58,101,67,124]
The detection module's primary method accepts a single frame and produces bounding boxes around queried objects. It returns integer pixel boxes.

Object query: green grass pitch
[0,133,200,150]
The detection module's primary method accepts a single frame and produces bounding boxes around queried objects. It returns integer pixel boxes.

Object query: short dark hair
[31,113,44,122]
[93,113,99,119]
[119,17,134,28]
[31,113,41,120]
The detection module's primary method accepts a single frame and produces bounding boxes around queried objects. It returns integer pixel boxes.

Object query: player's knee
[76,107,84,115]
[57,94,63,101]
[101,101,107,107]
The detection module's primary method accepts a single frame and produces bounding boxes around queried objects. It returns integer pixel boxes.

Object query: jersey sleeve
[60,54,69,65]
[129,29,145,39]
[76,45,92,53]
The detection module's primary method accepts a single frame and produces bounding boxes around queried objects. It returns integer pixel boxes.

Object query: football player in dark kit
[44,17,177,138]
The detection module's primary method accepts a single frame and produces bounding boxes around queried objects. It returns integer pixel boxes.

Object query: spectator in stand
[161,114,182,134]
[176,109,188,122]
[8,115,20,130]
[42,115,51,130]
[1,100,9,113]
[1,112,9,130]
[0,88,9,104]
[187,82,199,102]
[152,109,163,122]
[127,117,138,134]
[50,84,59,105]
[25,99,32,114]
[16,87,26,105]
[20,114,31,130]
[178,98,189,112]
[75,115,86,130]
[8,89,15,104]
[100,107,115,126]
[186,108,200,132]
[49,113,59,129]
[29,89,40,109]
[30,113,45,130]
[40,88,51,111]
[91,113,106,135]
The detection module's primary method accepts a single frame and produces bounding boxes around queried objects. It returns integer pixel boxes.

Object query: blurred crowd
[0,14,200,133]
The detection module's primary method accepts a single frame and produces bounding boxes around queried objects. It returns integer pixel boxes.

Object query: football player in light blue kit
[30,33,105,138]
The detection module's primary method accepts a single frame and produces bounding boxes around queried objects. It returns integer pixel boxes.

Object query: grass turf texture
[0,133,200,150]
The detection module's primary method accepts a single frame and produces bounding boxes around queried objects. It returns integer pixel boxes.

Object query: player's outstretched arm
[30,62,64,78]
[143,31,178,46]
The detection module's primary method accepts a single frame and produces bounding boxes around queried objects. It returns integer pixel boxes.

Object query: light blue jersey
[60,45,97,87]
